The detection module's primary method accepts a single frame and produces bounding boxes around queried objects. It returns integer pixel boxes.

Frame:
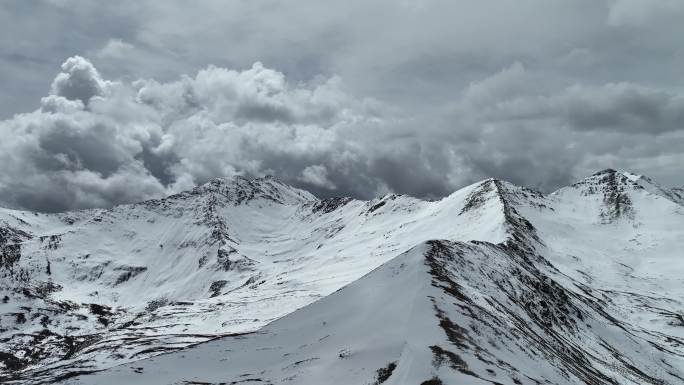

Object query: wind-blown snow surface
[1,170,684,384]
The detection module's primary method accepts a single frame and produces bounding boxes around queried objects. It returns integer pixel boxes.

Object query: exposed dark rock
[14,312,26,324]
[114,265,148,285]
[217,247,255,272]
[572,169,636,222]
[0,352,24,371]
[460,180,496,215]
[188,175,309,206]
[367,200,386,214]
[39,234,62,250]
[209,280,228,298]
[373,361,397,384]
[35,280,62,298]
[89,303,114,326]
[145,298,169,312]
[0,243,21,271]
[430,345,469,372]
[311,197,353,214]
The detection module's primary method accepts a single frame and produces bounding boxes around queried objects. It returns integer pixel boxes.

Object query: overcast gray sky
[1,0,683,211]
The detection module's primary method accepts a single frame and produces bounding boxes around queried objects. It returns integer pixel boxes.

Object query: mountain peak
[563,170,637,222]
[572,168,638,188]
[456,178,542,250]
[188,175,317,205]
[591,168,618,176]
[565,169,683,209]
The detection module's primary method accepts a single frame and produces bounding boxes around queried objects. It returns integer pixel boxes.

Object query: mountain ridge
[1,170,683,384]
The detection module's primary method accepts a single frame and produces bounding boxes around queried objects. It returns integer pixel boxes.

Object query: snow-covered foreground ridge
[1,169,683,384]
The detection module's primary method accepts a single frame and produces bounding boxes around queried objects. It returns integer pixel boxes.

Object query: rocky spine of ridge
[459,179,545,252]
[491,180,545,250]
[672,186,684,202]
[664,185,684,206]
[423,241,610,385]
[426,238,674,385]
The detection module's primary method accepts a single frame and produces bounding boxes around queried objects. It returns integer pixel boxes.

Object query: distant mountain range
[1,169,684,384]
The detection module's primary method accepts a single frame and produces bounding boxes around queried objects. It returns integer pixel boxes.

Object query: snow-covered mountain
[1,170,684,384]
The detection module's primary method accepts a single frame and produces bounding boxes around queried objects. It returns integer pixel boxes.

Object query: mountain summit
[1,171,683,384]
[186,175,317,205]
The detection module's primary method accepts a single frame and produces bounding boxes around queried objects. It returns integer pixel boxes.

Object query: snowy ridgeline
[1,169,684,384]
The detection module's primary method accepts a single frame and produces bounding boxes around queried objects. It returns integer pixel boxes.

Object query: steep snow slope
[3,170,684,384]
[517,169,684,376]
[538,169,684,290]
[0,176,516,383]
[65,240,683,385]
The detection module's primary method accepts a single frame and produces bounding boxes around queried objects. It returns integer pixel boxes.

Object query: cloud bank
[0,57,385,211]
[1,56,683,212]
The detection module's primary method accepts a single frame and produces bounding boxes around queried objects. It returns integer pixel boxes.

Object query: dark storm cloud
[1,0,684,211]
[560,84,684,134]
